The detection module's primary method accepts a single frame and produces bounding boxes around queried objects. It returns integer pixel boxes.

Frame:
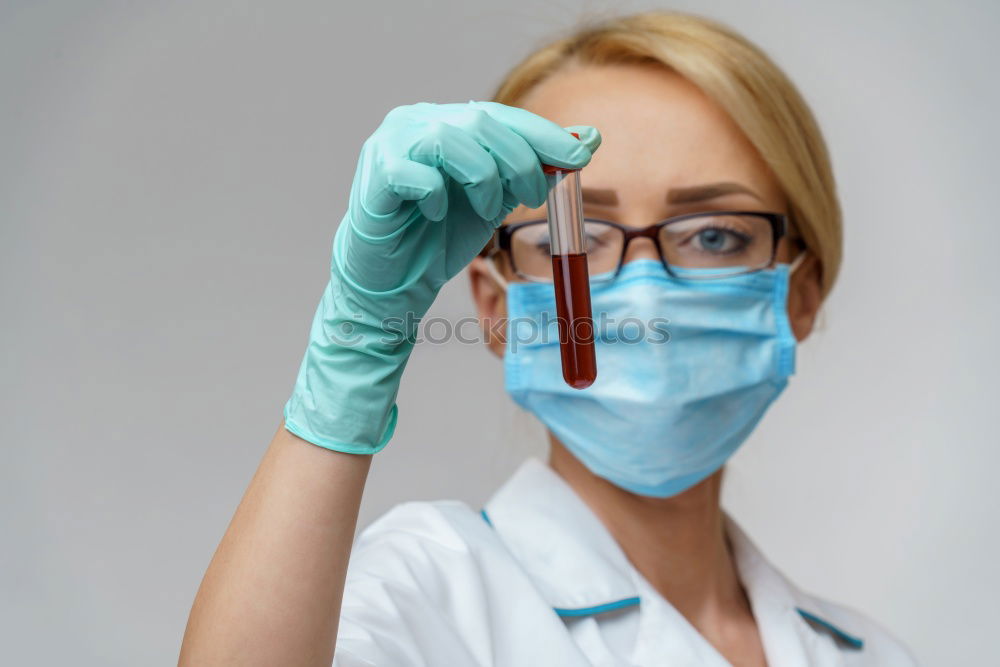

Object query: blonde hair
[492,11,842,296]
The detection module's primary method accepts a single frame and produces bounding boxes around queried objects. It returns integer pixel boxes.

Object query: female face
[469,62,823,356]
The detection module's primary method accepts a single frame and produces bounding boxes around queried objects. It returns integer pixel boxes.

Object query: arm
[179,425,370,666]
[178,102,598,665]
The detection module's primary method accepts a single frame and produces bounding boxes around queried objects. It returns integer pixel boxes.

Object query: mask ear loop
[485,253,510,290]
[787,250,808,276]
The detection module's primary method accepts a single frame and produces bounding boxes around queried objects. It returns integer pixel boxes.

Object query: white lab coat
[334,458,917,666]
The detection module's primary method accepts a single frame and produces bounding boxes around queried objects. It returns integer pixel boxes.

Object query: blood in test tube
[542,136,597,389]
[550,251,597,389]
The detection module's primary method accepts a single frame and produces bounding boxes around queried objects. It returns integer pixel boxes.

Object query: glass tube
[544,166,597,389]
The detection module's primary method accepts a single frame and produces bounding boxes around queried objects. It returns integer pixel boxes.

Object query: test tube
[543,141,597,390]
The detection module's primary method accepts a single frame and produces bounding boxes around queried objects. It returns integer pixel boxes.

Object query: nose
[622,236,660,265]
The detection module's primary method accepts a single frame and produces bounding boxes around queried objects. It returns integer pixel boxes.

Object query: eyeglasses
[487,210,789,283]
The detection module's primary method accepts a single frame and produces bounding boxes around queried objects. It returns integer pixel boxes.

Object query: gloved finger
[362,156,449,222]
[408,121,504,221]
[469,101,599,170]
[449,107,548,209]
[561,125,602,155]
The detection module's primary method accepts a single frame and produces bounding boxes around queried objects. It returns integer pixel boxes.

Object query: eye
[582,222,622,253]
[584,232,611,250]
[692,227,751,254]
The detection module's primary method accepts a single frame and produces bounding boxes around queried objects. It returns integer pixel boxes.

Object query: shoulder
[800,592,920,665]
[352,499,494,559]
[345,500,510,608]
[335,500,498,665]
[725,514,920,665]
[335,499,564,666]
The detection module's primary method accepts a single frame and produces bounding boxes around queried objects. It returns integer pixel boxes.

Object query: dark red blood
[551,253,597,389]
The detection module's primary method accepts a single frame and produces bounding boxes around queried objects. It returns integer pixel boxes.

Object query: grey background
[2,0,997,664]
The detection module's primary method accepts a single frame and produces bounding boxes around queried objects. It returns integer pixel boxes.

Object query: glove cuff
[283,401,397,456]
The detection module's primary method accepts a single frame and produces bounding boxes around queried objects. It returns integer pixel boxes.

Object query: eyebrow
[581,187,618,206]
[668,182,762,204]
[580,181,763,207]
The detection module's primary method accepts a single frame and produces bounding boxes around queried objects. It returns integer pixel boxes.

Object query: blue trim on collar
[796,608,865,649]
[554,596,641,618]
[481,508,640,619]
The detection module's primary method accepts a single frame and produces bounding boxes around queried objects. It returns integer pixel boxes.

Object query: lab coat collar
[481,458,865,651]
[483,457,640,613]
[725,513,865,652]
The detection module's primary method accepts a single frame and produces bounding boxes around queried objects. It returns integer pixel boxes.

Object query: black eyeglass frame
[488,210,789,282]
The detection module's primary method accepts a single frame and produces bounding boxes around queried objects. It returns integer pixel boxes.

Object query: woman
[180,12,916,666]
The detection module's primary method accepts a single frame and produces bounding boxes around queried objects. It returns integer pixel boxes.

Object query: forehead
[516,63,781,205]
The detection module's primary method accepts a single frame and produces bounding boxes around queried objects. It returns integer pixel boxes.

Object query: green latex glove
[284,101,601,454]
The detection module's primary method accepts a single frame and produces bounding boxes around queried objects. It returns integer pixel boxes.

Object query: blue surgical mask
[499,258,799,497]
